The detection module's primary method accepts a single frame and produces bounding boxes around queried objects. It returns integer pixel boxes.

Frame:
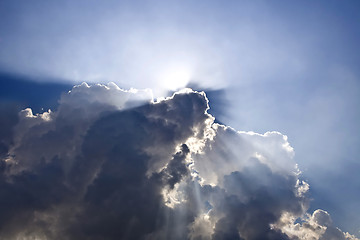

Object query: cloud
[0,82,357,240]
[273,209,358,240]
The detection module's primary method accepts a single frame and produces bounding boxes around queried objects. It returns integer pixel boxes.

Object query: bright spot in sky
[158,65,192,91]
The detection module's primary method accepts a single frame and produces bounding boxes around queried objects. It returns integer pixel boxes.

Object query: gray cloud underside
[0,83,357,240]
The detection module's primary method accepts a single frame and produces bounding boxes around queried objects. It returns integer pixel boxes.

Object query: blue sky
[1,0,360,238]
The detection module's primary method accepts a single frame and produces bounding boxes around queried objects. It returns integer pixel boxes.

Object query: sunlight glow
[158,66,192,91]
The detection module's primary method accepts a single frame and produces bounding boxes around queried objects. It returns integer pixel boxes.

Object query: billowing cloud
[0,83,357,240]
[273,209,359,240]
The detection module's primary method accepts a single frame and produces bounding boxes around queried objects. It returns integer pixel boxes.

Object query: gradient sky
[1,0,360,237]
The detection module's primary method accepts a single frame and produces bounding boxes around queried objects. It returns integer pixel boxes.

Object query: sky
[0,0,359,239]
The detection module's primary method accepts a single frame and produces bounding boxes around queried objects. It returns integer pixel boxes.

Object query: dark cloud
[0,102,19,158]
[212,161,301,240]
[0,83,357,240]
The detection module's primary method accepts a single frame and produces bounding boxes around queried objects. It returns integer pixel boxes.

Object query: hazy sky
[0,0,359,238]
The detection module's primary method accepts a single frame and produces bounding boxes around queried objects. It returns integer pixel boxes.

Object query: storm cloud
[0,83,357,240]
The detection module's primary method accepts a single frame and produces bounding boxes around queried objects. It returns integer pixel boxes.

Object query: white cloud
[273,209,358,240]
